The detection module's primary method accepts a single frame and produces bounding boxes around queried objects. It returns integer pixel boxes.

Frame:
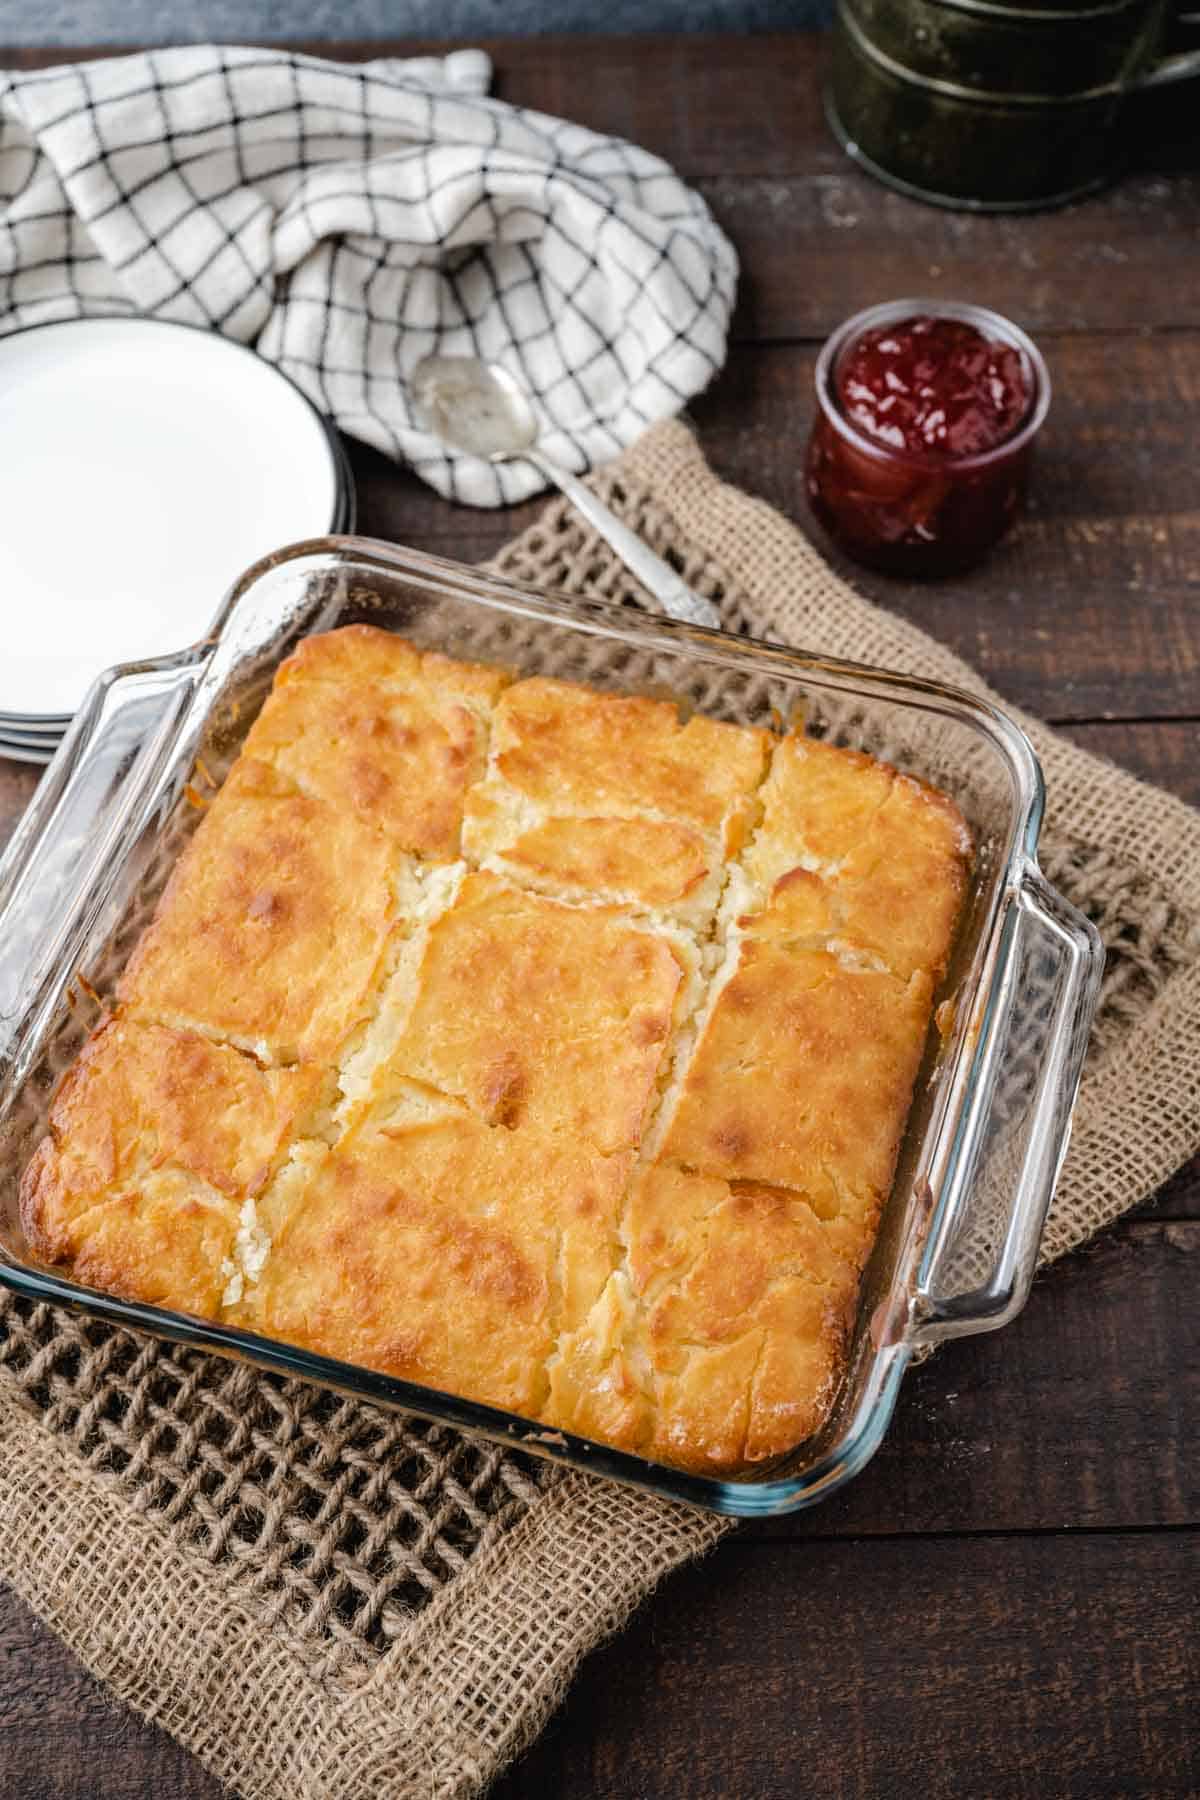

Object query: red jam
[806,306,1046,578]
[839,317,1029,460]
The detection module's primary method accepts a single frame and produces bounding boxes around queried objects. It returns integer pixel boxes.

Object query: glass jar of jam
[805,299,1050,577]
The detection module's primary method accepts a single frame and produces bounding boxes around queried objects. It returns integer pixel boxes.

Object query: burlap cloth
[1,420,1198,1798]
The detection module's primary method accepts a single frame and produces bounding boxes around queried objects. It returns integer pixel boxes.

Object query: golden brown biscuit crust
[239,1105,631,1417]
[372,870,683,1153]
[743,734,971,981]
[118,757,399,1064]
[462,676,770,919]
[22,1015,323,1315]
[653,941,934,1237]
[245,625,507,859]
[21,628,971,1476]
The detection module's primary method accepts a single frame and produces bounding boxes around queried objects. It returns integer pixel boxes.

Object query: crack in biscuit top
[462,675,770,925]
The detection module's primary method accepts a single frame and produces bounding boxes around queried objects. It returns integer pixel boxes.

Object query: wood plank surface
[491,1532,1199,1800]
[0,1601,222,1800]
[0,26,1196,1800]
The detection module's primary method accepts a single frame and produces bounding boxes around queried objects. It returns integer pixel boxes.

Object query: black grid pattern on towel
[0,45,737,506]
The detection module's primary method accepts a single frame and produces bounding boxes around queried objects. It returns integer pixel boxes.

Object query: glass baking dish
[0,539,1103,1517]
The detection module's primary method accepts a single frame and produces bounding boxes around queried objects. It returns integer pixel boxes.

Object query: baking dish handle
[910,863,1104,1345]
[0,651,210,1044]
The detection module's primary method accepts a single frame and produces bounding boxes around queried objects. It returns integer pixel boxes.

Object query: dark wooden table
[1,30,1197,1800]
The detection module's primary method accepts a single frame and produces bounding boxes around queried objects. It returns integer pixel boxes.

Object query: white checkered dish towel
[0,45,737,505]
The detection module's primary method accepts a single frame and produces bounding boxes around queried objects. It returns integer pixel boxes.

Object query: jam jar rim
[814,297,1052,474]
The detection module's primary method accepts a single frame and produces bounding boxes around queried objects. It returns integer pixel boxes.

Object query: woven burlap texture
[1,418,1197,1799]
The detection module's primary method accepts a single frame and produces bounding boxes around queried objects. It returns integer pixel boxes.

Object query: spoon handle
[529,452,722,630]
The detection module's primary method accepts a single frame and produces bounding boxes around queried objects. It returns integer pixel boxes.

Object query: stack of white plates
[1,316,353,765]
[0,712,73,765]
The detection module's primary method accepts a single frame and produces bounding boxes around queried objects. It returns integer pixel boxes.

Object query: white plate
[0,317,351,718]
[0,721,63,741]
[0,736,55,766]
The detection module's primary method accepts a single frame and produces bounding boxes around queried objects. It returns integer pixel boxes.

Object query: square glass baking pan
[0,539,1104,1517]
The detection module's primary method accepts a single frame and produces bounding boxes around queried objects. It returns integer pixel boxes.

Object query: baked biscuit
[741,734,971,980]
[22,1016,322,1315]
[463,676,769,917]
[629,1166,858,1472]
[118,757,399,1065]
[652,940,934,1268]
[360,870,685,1154]
[22,627,971,1477]
[243,626,507,860]
[237,1100,632,1417]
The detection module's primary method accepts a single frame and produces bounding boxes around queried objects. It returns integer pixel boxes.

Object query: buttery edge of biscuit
[20,625,971,1478]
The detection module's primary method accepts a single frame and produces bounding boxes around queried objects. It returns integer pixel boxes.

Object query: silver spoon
[410,356,721,630]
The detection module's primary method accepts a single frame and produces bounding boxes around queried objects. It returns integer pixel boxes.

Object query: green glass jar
[829,0,1200,210]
